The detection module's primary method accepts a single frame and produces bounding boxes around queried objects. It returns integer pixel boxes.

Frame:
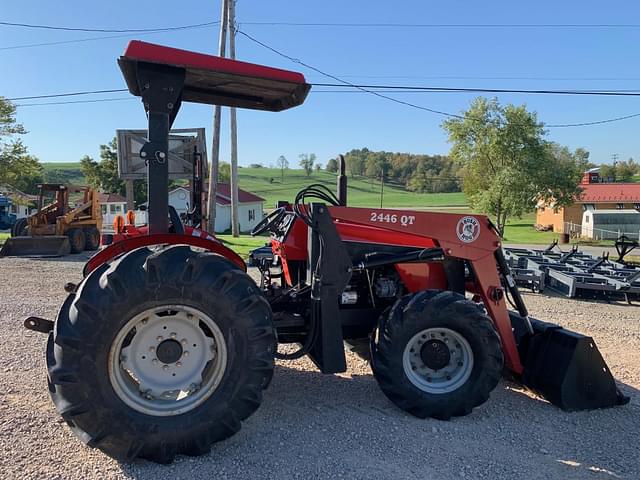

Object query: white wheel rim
[108,305,227,416]
[402,327,474,394]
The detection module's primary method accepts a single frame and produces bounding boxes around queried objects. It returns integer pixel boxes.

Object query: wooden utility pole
[228,0,240,237]
[206,0,229,233]
[125,179,135,211]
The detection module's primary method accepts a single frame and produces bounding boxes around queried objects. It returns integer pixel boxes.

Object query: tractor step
[510,313,629,410]
[24,317,54,334]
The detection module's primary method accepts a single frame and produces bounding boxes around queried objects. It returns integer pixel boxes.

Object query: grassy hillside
[41,162,86,185]
[40,163,467,208]
[33,164,568,245]
[239,167,466,208]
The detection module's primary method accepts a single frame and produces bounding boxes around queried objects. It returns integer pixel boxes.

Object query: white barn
[168,184,265,233]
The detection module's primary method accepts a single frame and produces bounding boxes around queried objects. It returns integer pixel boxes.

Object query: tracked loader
[24,41,628,464]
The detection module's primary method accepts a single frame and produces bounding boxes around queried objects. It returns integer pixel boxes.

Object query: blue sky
[1,0,639,167]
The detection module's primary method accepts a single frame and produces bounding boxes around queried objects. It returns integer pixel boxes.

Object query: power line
[6,89,128,101]
[241,21,640,29]
[15,97,133,107]
[237,29,640,128]
[236,29,459,118]
[0,20,219,33]
[307,74,640,82]
[311,83,640,96]
[0,24,217,52]
[5,20,640,32]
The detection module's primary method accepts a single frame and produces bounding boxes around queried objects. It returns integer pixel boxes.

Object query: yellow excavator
[0,184,102,257]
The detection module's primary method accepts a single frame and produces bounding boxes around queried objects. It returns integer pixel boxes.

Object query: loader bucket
[0,236,71,257]
[510,313,629,411]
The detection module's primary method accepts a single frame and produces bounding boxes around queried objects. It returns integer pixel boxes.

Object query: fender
[84,233,246,276]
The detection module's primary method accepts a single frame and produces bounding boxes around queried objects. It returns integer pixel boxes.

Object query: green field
[35,163,596,246]
[0,232,8,245]
[232,167,468,208]
[217,234,267,259]
[41,162,86,185]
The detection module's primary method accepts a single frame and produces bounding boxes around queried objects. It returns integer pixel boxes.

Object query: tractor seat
[118,40,311,111]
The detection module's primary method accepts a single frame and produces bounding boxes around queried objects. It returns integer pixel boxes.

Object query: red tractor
[26,41,628,464]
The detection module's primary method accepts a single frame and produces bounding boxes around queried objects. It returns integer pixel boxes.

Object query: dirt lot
[1,254,639,479]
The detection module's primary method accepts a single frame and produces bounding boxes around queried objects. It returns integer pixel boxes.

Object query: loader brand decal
[456,216,480,243]
[369,211,416,227]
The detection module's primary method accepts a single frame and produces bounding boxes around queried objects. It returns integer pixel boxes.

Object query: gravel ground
[1,254,639,480]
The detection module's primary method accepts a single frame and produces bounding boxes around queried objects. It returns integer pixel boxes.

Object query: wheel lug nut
[183,351,189,357]
[181,339,187,345]
[162,365,169,371]
[157,336,163,342]
[170,332,177,339]
[141,318,148,325]
[149,346,155,353]
[176,362,182,368]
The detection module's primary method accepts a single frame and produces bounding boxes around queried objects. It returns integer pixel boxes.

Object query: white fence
[564,222,640,241]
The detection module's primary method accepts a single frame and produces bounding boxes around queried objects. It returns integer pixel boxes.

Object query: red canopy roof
[119,41,310,111]
[580,183,640,202]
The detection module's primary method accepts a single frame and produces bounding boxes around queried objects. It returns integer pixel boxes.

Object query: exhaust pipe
[337,154,347,206]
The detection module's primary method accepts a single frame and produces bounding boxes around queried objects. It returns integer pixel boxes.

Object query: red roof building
[536,169,640,232]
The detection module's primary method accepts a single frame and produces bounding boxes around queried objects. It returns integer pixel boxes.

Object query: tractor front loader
[0,184,101,257]
[24,41,628,464]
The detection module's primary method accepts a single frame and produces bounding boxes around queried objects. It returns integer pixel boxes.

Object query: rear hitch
[24,317,54,334]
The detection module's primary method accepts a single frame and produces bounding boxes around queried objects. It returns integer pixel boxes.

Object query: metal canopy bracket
[132,62,185,234]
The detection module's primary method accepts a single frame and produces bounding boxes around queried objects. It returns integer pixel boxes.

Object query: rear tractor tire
[371,290,503,420]
[47,245,275,463]
[83,226,100,251]
[66,228,85,254]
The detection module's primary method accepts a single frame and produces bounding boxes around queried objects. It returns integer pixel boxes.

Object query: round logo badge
[456,216,480,243]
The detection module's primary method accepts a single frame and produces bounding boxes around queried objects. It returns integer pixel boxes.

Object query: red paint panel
[123,40,306,84]
[395,263,447,293]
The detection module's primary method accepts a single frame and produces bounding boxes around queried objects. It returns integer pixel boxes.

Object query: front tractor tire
[47,245,275,463]
[371,290,503,420]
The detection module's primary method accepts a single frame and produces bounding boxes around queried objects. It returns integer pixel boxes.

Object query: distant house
[98,192,128,228]
[139,185,265,233]
[536,168,640,232]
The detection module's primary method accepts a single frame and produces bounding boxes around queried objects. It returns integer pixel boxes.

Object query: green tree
[443,97,584,235]
[326,158,338,173]
[0,97,43,193]
[299,153,316,176]
[218,161,231,183]
[276,155,289,182]
[80,138,147,205]
[615,158,638,181]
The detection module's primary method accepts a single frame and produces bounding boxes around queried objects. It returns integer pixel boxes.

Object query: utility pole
[206,0,229,233]
[228,0,240,237]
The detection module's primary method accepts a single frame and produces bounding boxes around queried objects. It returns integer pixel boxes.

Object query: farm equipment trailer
[24,41,628,464]
[0,184,101,257]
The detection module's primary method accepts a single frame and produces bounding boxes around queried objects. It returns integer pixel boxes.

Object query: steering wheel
[251,207,286,236]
